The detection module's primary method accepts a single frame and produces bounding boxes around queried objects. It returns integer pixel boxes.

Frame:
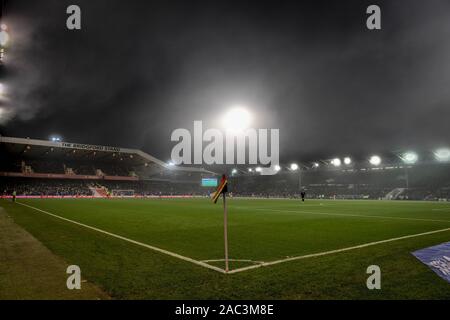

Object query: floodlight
[0,30,9,46]
[274,165,281,172]
[401,152,418,164]
[331,158,341,167]
[369,155,381,166]
[344,157,352,165]
[248,168,253,172]
[434,148,450,162]
[312,162,319,168]
[222,107,252,131]
[231,168,238,174]
[50,136,62,142]
[290,163,299,171]
[255,167,262,172]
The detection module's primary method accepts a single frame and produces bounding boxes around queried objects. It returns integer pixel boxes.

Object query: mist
[1,0,450,163]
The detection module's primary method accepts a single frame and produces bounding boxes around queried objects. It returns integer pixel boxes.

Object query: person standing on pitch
[300,190,306,202]
[12,190,16,203]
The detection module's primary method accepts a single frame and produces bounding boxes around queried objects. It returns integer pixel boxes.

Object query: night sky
[0,0,450,163]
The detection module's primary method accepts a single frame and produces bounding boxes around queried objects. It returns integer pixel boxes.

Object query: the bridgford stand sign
[61,142,121,153]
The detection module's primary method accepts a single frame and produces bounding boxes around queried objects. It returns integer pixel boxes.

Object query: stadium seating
[1,137,449,200]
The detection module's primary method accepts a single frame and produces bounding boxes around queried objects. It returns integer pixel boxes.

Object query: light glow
[290,163,299,171]
[369,155,382,166]
[331,158,341,167]
[402,152,418,164]
[222,107,252,131]
[0,30,9,46]
[344,157,352,165]
[434,148,450,162]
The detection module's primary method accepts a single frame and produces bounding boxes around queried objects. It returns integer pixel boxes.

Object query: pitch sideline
[15,202,226,274]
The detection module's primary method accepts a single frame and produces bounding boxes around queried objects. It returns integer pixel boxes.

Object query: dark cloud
[0,0,449,163]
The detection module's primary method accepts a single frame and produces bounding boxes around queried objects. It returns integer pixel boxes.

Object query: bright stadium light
[222,107,252,131]
[434,148,450,162]
[255,167,262,172]
[274,165,281,172]
[290,163,299,171]
[248,168,253,172]
[50,136,62,142]
[344,157,352,165]
[167,161,175,166]
[331,158,341,167]
[312,162,319,168]
[231,168,238,175]
[0,25,9,47]
[369,155,382,166]
[401,152,418,164]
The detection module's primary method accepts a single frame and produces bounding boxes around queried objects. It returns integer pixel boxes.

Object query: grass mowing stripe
[234,206,450,223]
[228,226,450,274]
[15,201,226,274]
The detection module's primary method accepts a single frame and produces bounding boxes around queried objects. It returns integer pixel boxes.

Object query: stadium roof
[0,136,215,175]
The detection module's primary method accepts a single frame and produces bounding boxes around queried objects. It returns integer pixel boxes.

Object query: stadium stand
[0,136,214,198]
[229,163,450,201]
[1,136,450,201]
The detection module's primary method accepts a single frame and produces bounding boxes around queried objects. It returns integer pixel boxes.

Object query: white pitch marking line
[228,226,450,274]
[202,259,265,265]
[15,202,226,274]
[233,206,450,224]
[14,202,450,275]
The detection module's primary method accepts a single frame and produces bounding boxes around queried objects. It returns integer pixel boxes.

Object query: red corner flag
[212,174,228,204]
[212,174,230,272]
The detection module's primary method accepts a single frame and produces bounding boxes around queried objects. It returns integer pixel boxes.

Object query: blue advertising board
[412,241,450,283]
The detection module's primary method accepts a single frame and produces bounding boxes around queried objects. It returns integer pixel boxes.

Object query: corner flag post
[223,192,229,272]
[212,174,229,273]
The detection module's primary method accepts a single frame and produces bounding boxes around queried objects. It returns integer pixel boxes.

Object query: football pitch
[2,198,450,299]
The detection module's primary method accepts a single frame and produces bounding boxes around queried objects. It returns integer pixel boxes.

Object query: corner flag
[212,174,228,204]
[212,174,230,272]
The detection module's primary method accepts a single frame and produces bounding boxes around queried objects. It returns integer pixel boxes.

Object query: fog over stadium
[2,1,450,304]
[1,0,450,163]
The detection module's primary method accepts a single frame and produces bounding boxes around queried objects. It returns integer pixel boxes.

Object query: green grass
[2,198,450,299]
[0,207,109,300]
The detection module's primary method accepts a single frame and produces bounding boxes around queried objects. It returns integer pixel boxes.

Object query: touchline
[171,121,279,175]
